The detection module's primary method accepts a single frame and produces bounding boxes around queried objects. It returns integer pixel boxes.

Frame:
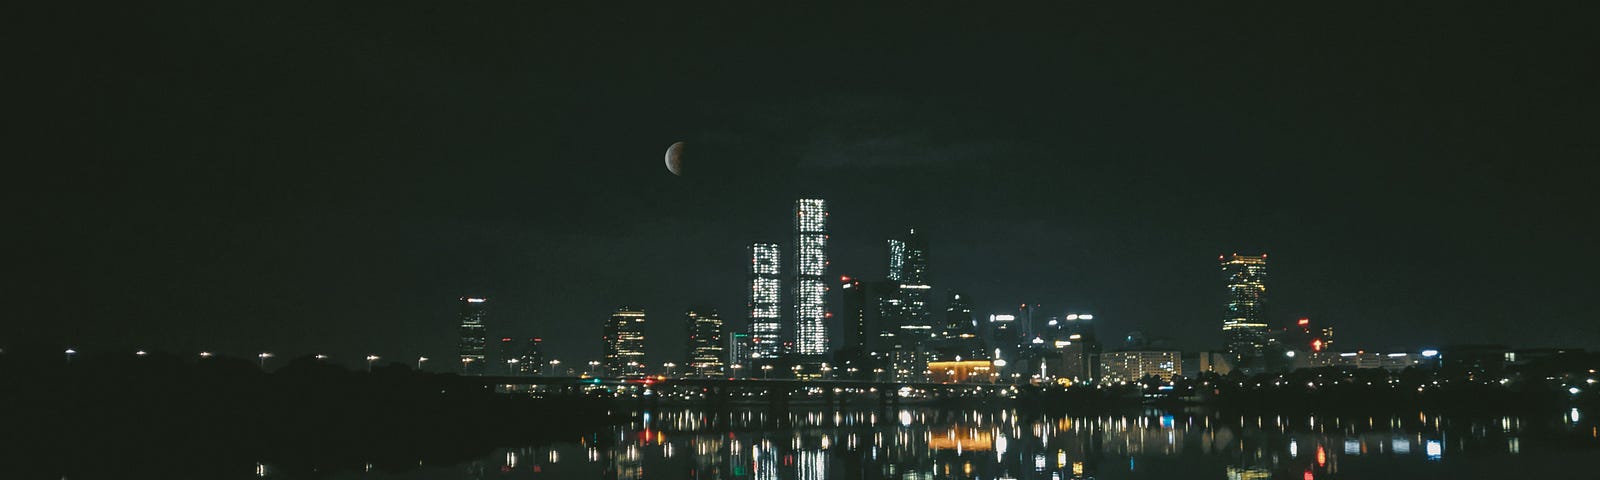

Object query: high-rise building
[888,229,933,337]
[519,337,544,375]
[1221,254,1269,360]
[1056,313,1101,384]
[839,275,867,353]
[499,337,519,375]
[933,291,986,362]
[987,313,1020,368]
[885,228,933,380]
[1100,350,1182,383]
[941,291,974,338]
[792,198,829,360]
[726,332,751,377]
[684,307,725,377]
[603,306,646,377]
[747,243,783,363]
[458,297,488,375]
[865,280,902,357]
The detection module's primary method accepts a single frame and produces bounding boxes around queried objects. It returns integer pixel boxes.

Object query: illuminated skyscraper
[457,297,488,375]
[888,228,933,335]
[839,275,867,353]
[519,337,544,375]
[603,306,646,377]
[1221,254,1269,359]
[684,307,725,377]
[747,243,782,363]
[1057,313,1101,383]
[987,313,1019,363]
[941,290,974,338]
[933,291,986,361]
[792,198,829,359]
[499,337,519,375]
[727,332,751,377]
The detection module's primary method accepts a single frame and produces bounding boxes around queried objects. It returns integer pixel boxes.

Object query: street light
[64,348,76,364]
[663,362,677,378]
[587,360,600,377]
[548,359,562,376]
[731,364,743,378]
[258,352,274,369]
[135,350,148,357]
[417,356,429,369]
[365,355,380,372]
[314,354,329,360]
[199,351,213,358]
[761,365,774,379]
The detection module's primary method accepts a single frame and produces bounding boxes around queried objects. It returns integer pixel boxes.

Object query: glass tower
[888,228,933,335]
[684,307,725,377]
[792,198,829,358]
[747,243,783,363]
[519,337,544,375]
[603,306,646,377]
[1221,254,1269,359]
[457,297,487,375]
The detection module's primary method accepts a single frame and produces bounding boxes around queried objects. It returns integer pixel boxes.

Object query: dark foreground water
[281,407,1597,479]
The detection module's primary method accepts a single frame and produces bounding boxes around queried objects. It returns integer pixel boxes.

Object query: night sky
[12,2,1598,369]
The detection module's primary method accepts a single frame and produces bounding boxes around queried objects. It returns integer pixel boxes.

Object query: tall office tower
[1058,313,1101,383]
[684,307,725,377]
[839,276,867,353]
[1221,254,1269,360]
[792,198,829,359]
[887,228,933,336]
[942,291,975,338]
[603,306,647,377]
[1017,303,1039,340]
[987,313,1018,353]
[499,337,519,375]
[458,297,488,375]
[518,337,544,375]
[747,243,783,363]
[863,279,903,372]
[933,291,986,362]
[726,332,751,377]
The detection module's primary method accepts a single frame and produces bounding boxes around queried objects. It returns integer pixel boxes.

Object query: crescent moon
[664,141,684,176]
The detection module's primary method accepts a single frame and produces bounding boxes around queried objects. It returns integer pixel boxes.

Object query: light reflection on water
[313,408,1599,480]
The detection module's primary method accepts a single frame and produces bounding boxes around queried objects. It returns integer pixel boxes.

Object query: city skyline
[10,2,1596,371]
[10,2,1599,478]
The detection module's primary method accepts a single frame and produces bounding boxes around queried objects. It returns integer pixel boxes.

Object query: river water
[292,407,1597,479]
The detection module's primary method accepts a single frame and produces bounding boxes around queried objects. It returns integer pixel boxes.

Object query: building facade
[1221,254,1269,360]
[458,297,488,375]
[1100,350,1182,383]
[934,291,987,362]
[747,243,783,363]
[792,199,830,360]
[927,360,997,384]
[888,228,934,338]
[726,332,751,377]
[603,306,646,377]
[684,307,725,377]
[518,337,544,375]
[1055,313,1101,384]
